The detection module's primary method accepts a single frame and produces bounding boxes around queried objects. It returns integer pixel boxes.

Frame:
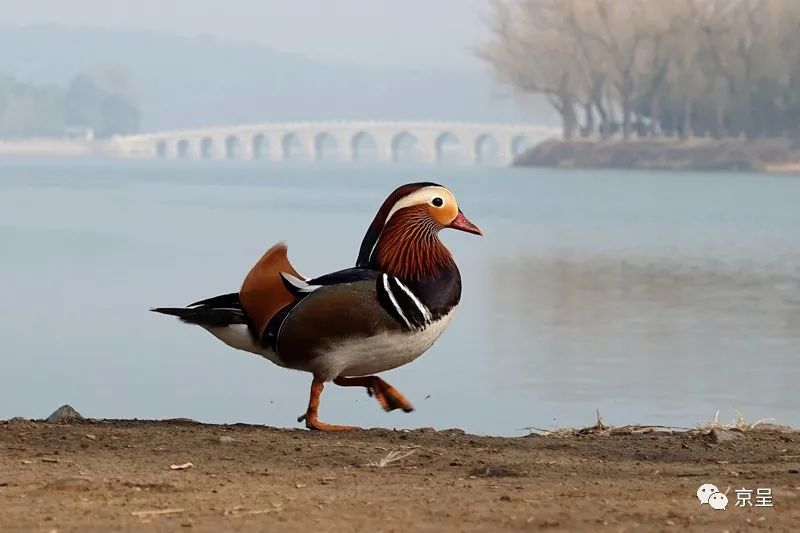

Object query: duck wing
[239,242,306,340]
[275,268,442,369]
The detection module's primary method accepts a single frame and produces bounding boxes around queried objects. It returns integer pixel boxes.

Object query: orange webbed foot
[297,412,359,431]
[334,376,414,413]
[369,381,414,413]
[298,378,360,431]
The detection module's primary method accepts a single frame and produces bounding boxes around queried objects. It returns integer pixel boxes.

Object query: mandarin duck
[152,182,481,430]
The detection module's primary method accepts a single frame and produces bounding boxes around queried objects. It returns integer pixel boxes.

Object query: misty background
[0,0,556,135]
[1,1,799,435]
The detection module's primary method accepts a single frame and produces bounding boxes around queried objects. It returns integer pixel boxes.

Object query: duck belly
[309,311,454,381]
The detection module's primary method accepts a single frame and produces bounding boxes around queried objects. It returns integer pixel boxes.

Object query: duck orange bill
[448,210,483,235]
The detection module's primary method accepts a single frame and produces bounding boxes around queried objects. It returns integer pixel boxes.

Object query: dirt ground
[1,417,799,532]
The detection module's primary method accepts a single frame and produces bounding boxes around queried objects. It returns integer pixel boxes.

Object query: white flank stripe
[393,277,431,323]
[382,273,412,329]
[280,272,321,293]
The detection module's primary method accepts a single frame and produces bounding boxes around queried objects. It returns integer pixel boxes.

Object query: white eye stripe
[366,185,457,264]
[384,186,454,225]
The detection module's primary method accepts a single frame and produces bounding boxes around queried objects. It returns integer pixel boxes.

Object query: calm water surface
[1,158,798,436]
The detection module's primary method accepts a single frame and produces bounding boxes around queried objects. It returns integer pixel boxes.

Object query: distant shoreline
[516,138,800,173]
[0,138,104,157]
[4,137,800,174]
[763,162,800,173]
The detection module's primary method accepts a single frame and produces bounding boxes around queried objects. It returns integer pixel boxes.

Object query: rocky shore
[516,138,800,172]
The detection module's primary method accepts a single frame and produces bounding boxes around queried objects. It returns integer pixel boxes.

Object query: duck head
[357,182,482,279]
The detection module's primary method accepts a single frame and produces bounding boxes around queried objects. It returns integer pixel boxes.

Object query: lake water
[1,158,798,436]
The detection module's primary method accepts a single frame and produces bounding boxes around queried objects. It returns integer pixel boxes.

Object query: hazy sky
[1,0,490,72]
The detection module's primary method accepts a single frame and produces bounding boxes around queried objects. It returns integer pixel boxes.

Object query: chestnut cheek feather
[427,203,457,227]
[375,206,455,280]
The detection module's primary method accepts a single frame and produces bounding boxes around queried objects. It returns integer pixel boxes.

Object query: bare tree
[478,0,581,139]
[478,0,800,142]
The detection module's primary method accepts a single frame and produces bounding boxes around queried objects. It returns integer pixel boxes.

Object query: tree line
[478,0,800,141]
[0,72,140,139]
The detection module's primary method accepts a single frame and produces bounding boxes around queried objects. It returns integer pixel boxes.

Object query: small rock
[218,436,236,443]
[709,428,745,443]
[46,405,84,424]
[85,434,97,440]
[499,495,512,502]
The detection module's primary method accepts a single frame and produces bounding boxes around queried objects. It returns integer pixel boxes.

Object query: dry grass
[696,408,775,432]
[523,408,786,438]
[365,450,416,468]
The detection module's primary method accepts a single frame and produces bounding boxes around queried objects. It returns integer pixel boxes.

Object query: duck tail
[151,292,247,328]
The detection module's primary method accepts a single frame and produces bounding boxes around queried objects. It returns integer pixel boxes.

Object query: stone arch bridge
[108,121,557,165]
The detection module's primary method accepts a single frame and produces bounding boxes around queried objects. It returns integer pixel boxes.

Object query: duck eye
[431,197,444,207]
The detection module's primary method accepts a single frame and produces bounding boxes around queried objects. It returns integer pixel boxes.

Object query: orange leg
[297,378,358,431]
[334,376,414,413]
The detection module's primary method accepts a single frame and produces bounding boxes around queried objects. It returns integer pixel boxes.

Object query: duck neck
[373,209,455,282]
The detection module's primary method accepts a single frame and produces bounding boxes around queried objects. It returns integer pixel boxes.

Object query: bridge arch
[314,132,338,162]
[282,133,305,161]
[351,131,377,162]
[511,135,532,157]
[434,132,462,164]
[225,135,241,160]
[474,133,499,165]
[155,141,168,158]
[251,134,268,159]
[110,122,559,166]
[176,139,191,159]
[391,131,420,163]
[200,137,214,159]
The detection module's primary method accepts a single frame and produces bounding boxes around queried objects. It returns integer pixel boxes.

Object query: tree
[478,0,800,142]
[0,71,140,139]
[478,0,582,139]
